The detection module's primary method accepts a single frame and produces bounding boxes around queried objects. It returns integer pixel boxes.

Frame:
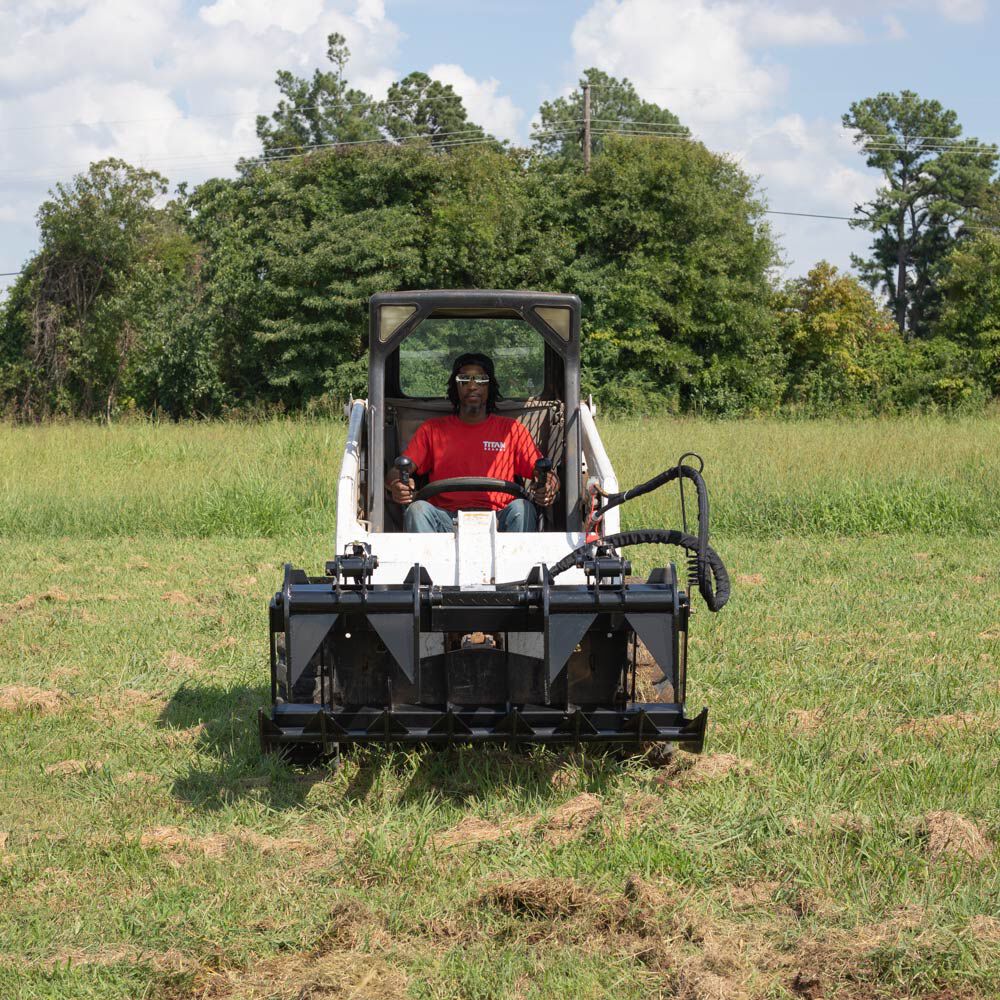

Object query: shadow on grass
[158,682,335,812]
[158,682,634,813]
[394,745,626,808]
[159,684,640,810]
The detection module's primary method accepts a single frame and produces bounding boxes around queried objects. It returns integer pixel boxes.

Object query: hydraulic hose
[548,529,731,612]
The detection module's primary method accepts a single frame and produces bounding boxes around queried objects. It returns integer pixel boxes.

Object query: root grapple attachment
[261,547,706,757]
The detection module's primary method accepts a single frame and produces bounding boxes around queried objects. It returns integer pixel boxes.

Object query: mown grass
[0,417,998,999]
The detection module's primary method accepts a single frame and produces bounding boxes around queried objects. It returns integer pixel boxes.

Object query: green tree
[534,68,686,162]
[14,159,176,417]
[559,135,780,414]
[380,72,491,148]
[843,90,997,339]
[777,261,906,412]
[254,33,380,161]
[937,231,1000,396]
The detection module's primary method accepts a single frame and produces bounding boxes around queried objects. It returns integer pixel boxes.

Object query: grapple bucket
[260,551,707,758]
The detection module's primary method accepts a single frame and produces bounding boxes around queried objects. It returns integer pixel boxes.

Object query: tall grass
[607,414,1000,536]
[0,415,997,538]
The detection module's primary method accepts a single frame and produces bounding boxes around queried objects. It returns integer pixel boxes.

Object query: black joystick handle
[532,457,553,493]
[394,456,415,489]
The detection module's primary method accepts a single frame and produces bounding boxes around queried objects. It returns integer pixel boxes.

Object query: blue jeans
[405,499,537,533]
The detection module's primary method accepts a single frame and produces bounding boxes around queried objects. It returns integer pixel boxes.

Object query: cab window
[399,318,544,398]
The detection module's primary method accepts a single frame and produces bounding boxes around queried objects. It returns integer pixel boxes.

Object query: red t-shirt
[403,414,541,512]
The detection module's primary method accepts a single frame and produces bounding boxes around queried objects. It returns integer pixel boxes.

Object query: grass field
[1,416,998,999]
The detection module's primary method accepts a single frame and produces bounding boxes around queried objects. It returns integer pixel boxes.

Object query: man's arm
[531,469,560,508]
[387,422,431,506]
[386,465,414,505]
[513,422,559,507]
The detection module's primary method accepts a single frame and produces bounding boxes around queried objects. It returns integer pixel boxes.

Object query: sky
[1,0,997,298]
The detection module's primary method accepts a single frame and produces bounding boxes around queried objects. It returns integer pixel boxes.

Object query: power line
[0,93,480,136]
[765,209,1000,232]
[767,210,852,221]
[0,127,501,181]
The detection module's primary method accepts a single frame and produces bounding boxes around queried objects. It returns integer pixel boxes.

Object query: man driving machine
[387,352,560,532]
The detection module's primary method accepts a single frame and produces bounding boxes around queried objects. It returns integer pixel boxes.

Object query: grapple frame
[261,556,706,754]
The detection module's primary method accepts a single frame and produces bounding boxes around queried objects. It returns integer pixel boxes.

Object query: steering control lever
[531,457,553,493]
[393,456,415,505]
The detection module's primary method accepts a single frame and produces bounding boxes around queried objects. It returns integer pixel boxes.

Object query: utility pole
[583,83,591,173]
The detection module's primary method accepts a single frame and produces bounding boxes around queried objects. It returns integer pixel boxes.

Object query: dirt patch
[543,792,603,845]
[44,759,104,776]
[90,688,165,723]
[896,712,986,737]
[656,753,754,788]
[482,876,598,919]
[160,590,193,604]
[431,815,534,850]
[978,628,1000,641]
[728,880,779,911]
[118,770,160,785]
[620,792,665,834]
[0,685,67,714]
[12,588,70,612]
[736,573,764,586]
[970,915,1000,942]
[677,966,748,1000]
[230,576,258,591]
[917,811,992,862]
[787,708,824,735]
[163,650,200,672]
[211,636,239,651]
[140,825,231,859]
[158,723,207,748]
[193,949,408,1000]
[139,825,313,862]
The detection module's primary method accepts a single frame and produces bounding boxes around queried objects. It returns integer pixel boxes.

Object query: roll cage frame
[366,290,584,533]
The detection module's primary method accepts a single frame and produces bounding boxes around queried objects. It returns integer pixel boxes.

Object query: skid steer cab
[260,290,730,760]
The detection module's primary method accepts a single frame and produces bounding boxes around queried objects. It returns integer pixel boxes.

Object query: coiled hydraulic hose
[548,529,730,611]
[552,462,731,612]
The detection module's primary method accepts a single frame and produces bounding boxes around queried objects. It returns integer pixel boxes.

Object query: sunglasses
[455,375,490,386]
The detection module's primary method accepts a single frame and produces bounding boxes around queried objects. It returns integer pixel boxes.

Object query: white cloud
[934,0,987,22]
[747,7,862,44]
[426,64,524,142]
[0,0,403,275]
[573,1,782,121]
[199,0,325,35]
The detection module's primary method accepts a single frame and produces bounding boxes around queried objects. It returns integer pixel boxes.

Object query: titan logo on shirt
[483,441,506,452]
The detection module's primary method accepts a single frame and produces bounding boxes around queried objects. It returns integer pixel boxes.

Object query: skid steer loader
[260,290,729,759]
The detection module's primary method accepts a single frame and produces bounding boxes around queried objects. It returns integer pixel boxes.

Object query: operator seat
[383,397,566,532]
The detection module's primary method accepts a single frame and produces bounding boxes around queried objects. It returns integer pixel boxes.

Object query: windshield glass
[399,317,544,398]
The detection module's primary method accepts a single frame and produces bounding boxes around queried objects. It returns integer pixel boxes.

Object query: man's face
[455,363,489,416]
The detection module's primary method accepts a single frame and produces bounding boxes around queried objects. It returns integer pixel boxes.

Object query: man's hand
[530,470,560,508]
[387,469,415,505]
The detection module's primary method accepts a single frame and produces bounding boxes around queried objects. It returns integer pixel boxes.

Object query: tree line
[2,39,998,420]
